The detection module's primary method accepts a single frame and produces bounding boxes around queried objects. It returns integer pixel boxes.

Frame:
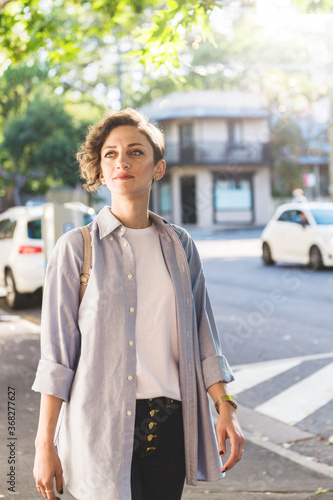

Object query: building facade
[142,90,272,228]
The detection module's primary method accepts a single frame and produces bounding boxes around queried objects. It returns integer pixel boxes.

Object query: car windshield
[310,209,333,225]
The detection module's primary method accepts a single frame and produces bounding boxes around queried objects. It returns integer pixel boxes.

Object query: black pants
[131,397,186,500]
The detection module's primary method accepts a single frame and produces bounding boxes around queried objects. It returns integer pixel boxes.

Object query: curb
[244,429,333,479]
[211,401,333,479]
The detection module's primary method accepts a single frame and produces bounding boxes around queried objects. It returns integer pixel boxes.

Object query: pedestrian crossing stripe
[230,358,302,395]
[255,361,333,426]
[231,352,333,427]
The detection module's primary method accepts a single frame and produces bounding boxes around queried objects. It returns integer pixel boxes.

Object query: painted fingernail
[60,489,63,494]
[219,451,224,456]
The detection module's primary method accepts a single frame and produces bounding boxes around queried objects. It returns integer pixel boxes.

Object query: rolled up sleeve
[32,229,83,402]
[32,359,75,402]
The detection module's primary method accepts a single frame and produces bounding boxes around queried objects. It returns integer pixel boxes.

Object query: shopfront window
[214,177,252,211]
[158,178,172,215]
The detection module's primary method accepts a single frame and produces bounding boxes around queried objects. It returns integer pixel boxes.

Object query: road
[1,228,333,499]
[192,229,333,446]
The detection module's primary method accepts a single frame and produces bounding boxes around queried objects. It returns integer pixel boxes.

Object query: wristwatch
[215,395,238,414]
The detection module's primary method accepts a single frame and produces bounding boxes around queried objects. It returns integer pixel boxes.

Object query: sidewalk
[1,311,333,499]
[182,439,333,499]
[180,403,333,499]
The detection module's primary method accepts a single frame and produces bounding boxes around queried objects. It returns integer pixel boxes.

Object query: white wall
[253,167,271,225]
[162,117,269,145]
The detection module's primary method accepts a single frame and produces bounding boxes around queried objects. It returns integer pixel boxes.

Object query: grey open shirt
[32,206,234,500]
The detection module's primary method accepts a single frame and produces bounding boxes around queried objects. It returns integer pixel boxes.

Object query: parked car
[0,205,45,308]
[0,202,95,309]
[261,202,333,270]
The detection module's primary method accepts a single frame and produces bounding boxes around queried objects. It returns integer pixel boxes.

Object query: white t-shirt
[124,222,181,401]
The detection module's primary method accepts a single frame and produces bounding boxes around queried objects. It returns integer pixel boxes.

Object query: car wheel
[309,246,323,270]
[262,242,274,265]
[5,269,23,309]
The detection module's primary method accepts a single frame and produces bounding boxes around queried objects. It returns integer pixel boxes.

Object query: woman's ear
[99,172,105,185]
[154,160,166,181]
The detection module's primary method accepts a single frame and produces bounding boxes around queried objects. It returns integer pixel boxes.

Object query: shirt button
[120,226,125,232]
[130,307,135,313]
[127,411,132,416]
[110,236,114,241]
[124,241,128,247]
[128,274,133,279]
[128,341,134,346]
[128,375,133,381]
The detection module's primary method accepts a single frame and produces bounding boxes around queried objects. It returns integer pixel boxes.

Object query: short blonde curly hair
[77,108,165,192]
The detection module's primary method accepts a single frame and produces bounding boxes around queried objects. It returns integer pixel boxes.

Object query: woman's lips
[113,175,134,180]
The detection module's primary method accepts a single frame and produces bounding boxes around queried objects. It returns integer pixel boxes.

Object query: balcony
[164,141,271,166]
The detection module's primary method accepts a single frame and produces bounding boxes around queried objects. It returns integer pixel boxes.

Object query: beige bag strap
[79,226,92,303]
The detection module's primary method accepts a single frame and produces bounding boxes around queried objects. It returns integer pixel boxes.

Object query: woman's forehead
[105,125,150,146]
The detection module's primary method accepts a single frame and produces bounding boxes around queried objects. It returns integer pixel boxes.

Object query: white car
[0,205,45,308]
[0,202,95,308]
[261,202,333,270]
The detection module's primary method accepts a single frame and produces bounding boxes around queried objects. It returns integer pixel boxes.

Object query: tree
[0,97,87,205]
[271,117,305,197]
[0,0,256,71]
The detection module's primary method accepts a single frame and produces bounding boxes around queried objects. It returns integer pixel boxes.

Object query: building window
[158,178,172,215]
[214,176,252,211]
[228,121,243,145]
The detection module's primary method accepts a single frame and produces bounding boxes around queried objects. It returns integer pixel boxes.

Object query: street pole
[116,43,123,108]
[326,14,333,201]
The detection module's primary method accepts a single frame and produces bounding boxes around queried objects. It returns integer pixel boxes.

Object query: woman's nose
[116,153,130,168]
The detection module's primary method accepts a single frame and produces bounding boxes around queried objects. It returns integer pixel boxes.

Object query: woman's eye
[105,151,115,158]
[131,149,143,156]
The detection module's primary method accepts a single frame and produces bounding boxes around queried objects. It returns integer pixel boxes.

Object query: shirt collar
[96,206,172,240]
[95,206,123,239]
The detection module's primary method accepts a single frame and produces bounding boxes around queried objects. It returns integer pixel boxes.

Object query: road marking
[255,362,333,425]
[20,319,40,334]
[232,351,333,372]
[231,358,302,395]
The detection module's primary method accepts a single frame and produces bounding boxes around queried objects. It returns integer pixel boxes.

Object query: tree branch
[0,0,15,10]
[0,164,15,181]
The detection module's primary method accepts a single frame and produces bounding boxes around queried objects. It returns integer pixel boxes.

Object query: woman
[32,108,244,500]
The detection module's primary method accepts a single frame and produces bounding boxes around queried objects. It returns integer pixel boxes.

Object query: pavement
[1,308,333,499]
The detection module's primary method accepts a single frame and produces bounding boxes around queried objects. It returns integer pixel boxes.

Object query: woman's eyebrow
[102,142,146,151]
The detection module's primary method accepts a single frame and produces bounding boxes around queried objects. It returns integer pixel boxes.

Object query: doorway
[181,176,197,224]
[179,123,194,163]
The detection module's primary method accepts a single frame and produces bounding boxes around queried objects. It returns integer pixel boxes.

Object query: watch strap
[215,394,237,413]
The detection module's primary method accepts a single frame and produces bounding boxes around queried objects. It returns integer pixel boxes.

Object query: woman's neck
[110,198,151,229]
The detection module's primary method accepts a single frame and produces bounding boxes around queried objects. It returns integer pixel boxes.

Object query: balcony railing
[164,141,271,166]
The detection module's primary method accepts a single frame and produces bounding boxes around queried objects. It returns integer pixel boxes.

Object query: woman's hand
[33,443,63,499]
[215,403,245,473]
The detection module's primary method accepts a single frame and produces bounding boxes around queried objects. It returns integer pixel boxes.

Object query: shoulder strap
[79,226,92,303]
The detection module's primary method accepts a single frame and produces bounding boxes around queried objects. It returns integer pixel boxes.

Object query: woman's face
[99,125,165,200]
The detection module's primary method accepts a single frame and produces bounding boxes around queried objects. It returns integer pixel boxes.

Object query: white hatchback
[261,202,333,269]
[0,205,45,308]
[0,202,95,308]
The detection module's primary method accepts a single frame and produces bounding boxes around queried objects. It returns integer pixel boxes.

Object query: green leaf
[314,487,329,494]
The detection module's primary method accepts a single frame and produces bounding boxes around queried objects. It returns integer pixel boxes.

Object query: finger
[55,470,63,495]
[217,431,226,457]
[221,435,245,472]
[44,486,57,499]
